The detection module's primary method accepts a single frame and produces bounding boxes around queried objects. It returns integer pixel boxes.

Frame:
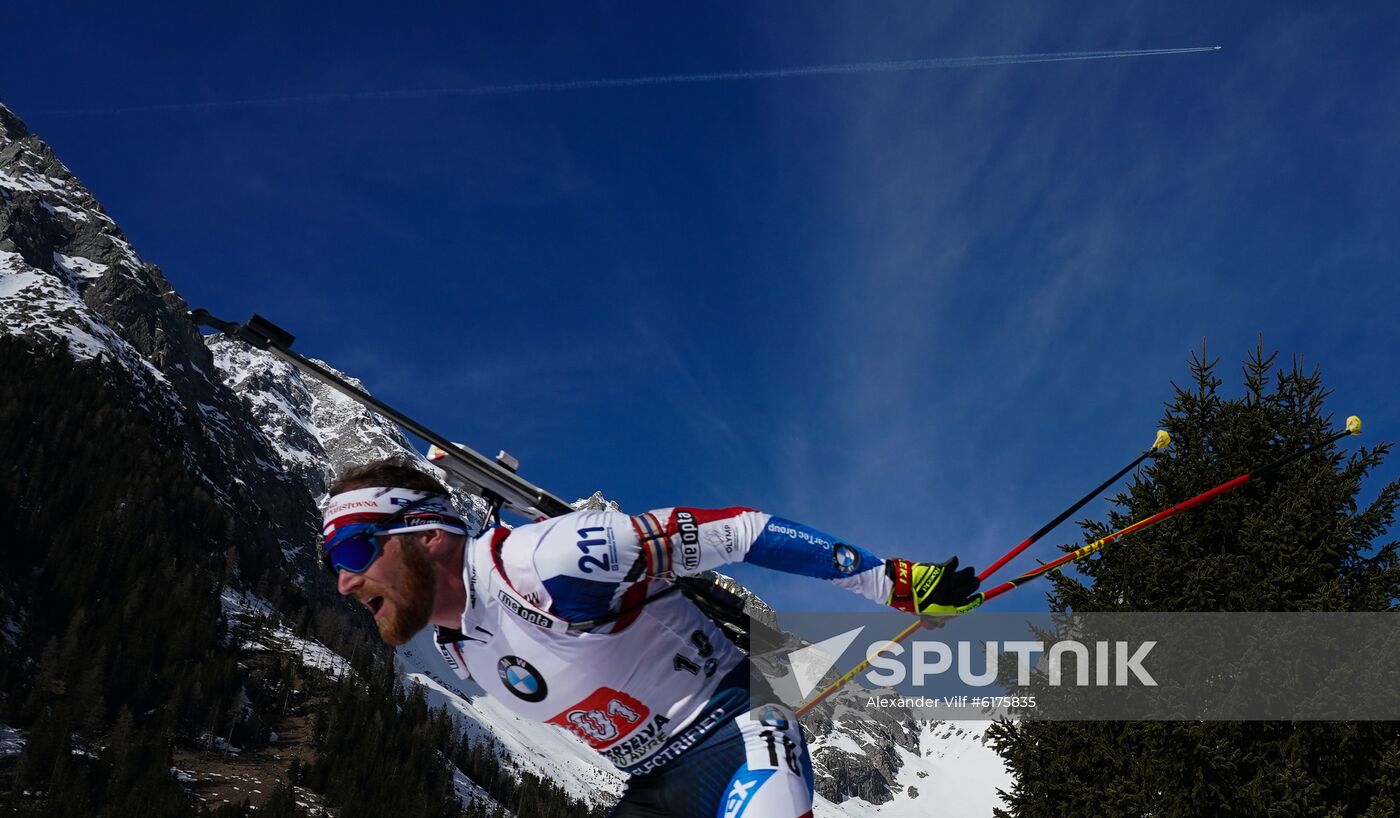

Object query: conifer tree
[989,347,1400,816]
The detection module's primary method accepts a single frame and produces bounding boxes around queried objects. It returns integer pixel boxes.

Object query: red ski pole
[794,416,1362,717]
[976,417,1362,604]
[978,430,1172,581]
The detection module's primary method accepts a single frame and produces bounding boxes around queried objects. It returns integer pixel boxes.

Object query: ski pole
[974,416,1362,605]
[793,619,924,716]
[977,429,1172,581]
[793,416,1361,717]
[794,429,1169,717]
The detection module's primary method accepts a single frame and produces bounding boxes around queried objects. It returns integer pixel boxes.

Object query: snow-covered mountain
[0,99,1010,815]
[0,102,322,578]
[205,334,490,526]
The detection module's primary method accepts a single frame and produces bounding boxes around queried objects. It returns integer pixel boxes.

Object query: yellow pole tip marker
[1347,415,1363,435]
[1153,430,1172,450]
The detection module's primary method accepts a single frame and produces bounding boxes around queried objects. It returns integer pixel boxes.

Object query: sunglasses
[323,523,386,574]
[321,495,442,574]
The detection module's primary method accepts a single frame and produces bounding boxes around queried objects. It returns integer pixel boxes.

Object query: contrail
[30,46,1221,118]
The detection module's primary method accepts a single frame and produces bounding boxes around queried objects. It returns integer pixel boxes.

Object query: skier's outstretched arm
[631,506,980,615]
[518,507,979,624]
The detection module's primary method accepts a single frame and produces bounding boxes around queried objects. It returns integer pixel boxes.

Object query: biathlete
[321,460,980,817]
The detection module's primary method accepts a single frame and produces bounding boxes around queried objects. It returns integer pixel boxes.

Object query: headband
[322,486,468,542]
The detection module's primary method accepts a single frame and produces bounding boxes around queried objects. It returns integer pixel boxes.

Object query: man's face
[336,533,435,646]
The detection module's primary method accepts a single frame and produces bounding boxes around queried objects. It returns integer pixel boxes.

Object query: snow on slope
[811,721,1008,817]
[206,336,327,489]
[0,248,178,409]
[0,725,24,759]
[205,334,489,530]
[3,104,326,574]
[222,589,353,680]
[0,108,181,410]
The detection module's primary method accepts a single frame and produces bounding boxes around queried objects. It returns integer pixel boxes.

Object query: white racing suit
[435,507,895,817]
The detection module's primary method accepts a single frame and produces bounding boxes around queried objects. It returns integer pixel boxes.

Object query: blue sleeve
[746,516,885,581]
[525,509,894,621]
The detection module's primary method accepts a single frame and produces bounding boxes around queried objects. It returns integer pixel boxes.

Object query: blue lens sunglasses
[322,495,441,574]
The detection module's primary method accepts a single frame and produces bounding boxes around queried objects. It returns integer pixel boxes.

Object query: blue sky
[6,2,1398,612]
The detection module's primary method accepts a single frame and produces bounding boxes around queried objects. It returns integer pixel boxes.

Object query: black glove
[885,556,982,615]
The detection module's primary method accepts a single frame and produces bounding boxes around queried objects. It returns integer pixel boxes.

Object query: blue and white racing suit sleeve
[522,507,892,624]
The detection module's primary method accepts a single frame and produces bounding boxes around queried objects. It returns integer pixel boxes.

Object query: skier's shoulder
[502,508,635,574]
[504,508,632,547]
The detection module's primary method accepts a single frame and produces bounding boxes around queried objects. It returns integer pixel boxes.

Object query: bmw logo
[758,706,789,730]
[834,544,859,574]
[497,656,548,703]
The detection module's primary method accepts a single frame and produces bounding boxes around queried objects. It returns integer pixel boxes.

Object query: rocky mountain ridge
[0,102,321,580]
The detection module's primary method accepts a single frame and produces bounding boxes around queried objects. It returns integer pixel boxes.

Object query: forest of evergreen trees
[0,337,604,817]
[988,347,1400,816]
[300,663,606,818]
